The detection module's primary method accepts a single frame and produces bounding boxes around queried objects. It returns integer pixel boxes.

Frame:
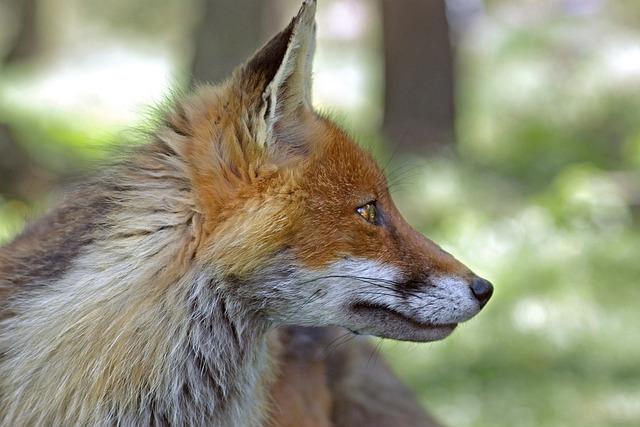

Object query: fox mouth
[350,302,457,342]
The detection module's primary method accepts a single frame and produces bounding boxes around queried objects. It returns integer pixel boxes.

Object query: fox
[0,1,493,426]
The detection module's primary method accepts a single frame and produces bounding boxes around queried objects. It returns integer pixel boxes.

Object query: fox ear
[241,0,316,148]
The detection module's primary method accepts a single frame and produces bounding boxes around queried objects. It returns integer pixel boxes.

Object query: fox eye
[357,202,377,224]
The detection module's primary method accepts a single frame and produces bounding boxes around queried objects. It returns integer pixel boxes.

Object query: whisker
[322,330,358,358]
[366,338,385,369]
[273,288,324,328]
[386,164,423,192]
[290,274,423,299]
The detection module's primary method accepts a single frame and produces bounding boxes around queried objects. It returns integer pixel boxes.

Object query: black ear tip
[242,0,317,91]
[243,23,295,86]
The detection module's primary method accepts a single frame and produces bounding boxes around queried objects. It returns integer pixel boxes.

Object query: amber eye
[357,202,377,224]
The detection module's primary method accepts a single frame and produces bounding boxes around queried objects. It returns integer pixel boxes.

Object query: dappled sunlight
[601,391,640,425]
[2,45,174,128]
[604,41,640,81]
[511,297,547,332]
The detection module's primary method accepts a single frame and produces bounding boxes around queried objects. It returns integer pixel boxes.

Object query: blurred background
[1,0,639,425]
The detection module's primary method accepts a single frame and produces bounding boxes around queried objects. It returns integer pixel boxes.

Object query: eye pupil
[357,203,376,223]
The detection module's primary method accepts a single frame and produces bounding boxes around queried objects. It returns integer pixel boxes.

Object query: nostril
[470,277,494,306]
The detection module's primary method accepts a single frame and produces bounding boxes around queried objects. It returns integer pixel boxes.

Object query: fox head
[161,0,492,342]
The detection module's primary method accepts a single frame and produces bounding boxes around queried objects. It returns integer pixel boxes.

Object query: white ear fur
[261,0,316,146]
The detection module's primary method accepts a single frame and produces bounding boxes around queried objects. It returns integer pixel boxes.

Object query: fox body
[0,1,492,426]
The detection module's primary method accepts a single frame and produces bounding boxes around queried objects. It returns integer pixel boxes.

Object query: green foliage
[0,197,29,244]
[456,16,640,194]
[4,108,115,170]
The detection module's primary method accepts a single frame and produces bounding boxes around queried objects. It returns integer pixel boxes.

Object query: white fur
[253,257,482,339]
[0,239,272,426]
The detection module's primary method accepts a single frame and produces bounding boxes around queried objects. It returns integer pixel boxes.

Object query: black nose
[470,277,493,306]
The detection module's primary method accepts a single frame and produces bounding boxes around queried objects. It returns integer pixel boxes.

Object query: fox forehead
[185,105,390,273]
[302,115,386,197]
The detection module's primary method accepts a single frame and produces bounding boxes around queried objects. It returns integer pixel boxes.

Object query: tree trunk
[190,0,266,85]
[381,0,455,154]
[4,0,41,63]
[1,0,53,201]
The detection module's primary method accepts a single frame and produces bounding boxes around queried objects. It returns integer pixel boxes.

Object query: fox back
[0,1,492,425]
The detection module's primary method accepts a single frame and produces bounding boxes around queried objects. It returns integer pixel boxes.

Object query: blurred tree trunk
[0,125,31,199]
[381,0,455,154]
[190,0,266,85]
[4,0,41,63]
[0,0,52,201]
